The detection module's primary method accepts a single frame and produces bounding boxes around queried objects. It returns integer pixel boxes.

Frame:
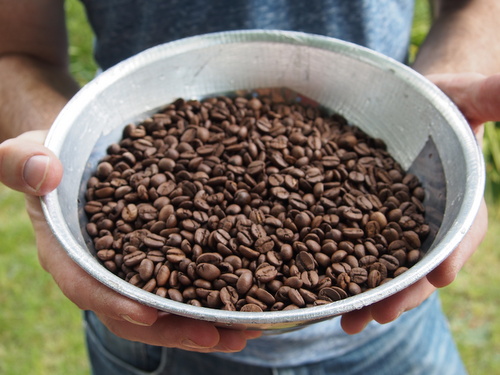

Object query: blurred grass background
[0,0,498,374]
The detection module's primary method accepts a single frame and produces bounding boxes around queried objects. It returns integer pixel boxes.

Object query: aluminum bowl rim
[41,30,485,326]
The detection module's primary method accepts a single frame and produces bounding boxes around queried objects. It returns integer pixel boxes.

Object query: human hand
[0,131,260,352]
[341,72,496,334]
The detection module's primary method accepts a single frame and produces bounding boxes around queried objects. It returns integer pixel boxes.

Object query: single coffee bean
[196,263,221,281]
[255,263,278,283]
[236,271,254,295]
[295,252,317,272]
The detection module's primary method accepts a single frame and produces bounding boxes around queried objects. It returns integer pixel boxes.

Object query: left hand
[341,72,497,334]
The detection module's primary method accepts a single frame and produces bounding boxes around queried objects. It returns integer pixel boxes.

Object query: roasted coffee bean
[236,271,254,295]
[288,288,306,307]
[254,287,276,306]
[255,236,274,253]
[156,265,171,286]
[121,204,138,222]
[367,269,382,288]
[123,250,146,267]
[96,249,115,261]
[138,258,155,281]
[349,267,368,284]
[94,235,114,250]
[196,263,221,281]
[379,254,400,272]
[85,92,429,311]
[318,287,344,302]
[255,263,278,283]
[240,303,263,312]
[166,248,186,263]
[348,282,362,295]
[296,252,317,272]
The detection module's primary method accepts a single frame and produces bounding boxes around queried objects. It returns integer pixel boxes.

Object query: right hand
[0,130,261,352]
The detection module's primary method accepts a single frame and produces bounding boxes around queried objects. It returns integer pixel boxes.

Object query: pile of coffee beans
[84,91,430,312]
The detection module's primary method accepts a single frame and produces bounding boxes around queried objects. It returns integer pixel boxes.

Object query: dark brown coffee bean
[96,249,115,261]
[284,276,303,289]
[167,288,184,303]
[123,250,146,267]
[379,254,400,272]
[245,295,268,311]
[407,249,422,265]
[348,282,362,295]
[270,187,290,200]
[220,285,239,305]
[236,230,254,247]
[254,288,276,306]
[288,288,306,307]
[138,259,155,281]
[94,235,114,250]
[166,248,186,263]
[196,263,221,281]
[367,269,382,288]
[403,230,421,249]
[122,204,138,222]
[255,236,274,253]
[370,211,388,228]
[255,263,278,283]
[240,303,263,312]
[359,255,378,268]
[295,252,317,272]
[236,271,253,295]
[349,267,368,284]
[342,207,363,221]
[143,233,166,249]
[84,201,103,215]
[342,227,365,240]
[369,262,388,280]
[394,267,408,277]
[318,287,344,302]
[156,265,171,286]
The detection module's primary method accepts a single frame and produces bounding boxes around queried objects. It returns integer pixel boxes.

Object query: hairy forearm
[0,54,80,141]
[413,0,500,75]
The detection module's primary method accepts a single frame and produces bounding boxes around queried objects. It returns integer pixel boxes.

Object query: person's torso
[78,0,417,367]
[79,0,414,70]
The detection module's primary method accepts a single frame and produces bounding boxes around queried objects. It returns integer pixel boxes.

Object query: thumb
[427,72,500,129]
[0,130,63,195]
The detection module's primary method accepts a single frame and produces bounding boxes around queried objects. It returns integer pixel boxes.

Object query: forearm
[0,54,79,141]
[413,0,500,75]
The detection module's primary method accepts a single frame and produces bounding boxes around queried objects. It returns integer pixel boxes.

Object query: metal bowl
[41,30,484,331]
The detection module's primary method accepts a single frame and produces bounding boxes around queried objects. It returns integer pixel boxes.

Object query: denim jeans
[84,292,467,375]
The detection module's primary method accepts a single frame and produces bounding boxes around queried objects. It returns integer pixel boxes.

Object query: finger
[0,130,63,195]
[428,72,500,128]
[368,277,436,325]
[340,277,436,334]
[340,305,373,334]
[426,199,488,288]
[26,194,158,327]
[99,313,253,353]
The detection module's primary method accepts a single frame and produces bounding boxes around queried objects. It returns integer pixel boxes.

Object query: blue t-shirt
[80,0,414,70]
[79,0,417,367]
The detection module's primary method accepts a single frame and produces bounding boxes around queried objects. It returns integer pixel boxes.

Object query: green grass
[440,208,500,374]
[0,187,89,375]
[0,0,499,374]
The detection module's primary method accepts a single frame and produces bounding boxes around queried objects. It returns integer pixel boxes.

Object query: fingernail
[181,339,211,350]
[23,155,50,192]
[120,314,152,326]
